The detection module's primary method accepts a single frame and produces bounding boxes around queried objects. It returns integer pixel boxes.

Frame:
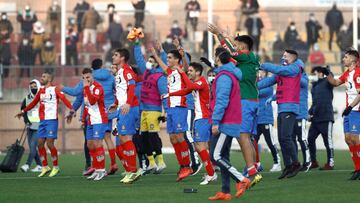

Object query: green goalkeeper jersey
[221,38,260,100]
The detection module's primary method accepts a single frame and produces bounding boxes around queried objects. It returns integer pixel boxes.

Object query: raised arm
[261,63,300,77]
[327,72,344,87]
[134,41,147,74]
[84,86,102,105]
[150,47,168,73]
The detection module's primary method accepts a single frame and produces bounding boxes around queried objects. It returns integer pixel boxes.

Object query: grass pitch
[0,150,358,203]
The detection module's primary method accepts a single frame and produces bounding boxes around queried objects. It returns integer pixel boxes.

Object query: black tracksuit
[308,78,334,165]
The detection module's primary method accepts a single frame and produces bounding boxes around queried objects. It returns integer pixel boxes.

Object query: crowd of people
[12,14,360,200]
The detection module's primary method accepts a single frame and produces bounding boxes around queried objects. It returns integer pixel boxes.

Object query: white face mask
[23,40,29,45]
[146,62,153,70]
[166,38,172,43]
[208,76,215,83]
[290,26,296,31]
[308,75,319,82]
[1,15,6,20]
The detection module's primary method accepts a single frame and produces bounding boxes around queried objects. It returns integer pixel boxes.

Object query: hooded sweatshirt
[211,62,243,137]
[21,79,41,130]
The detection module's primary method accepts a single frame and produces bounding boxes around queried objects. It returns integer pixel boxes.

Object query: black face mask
[31,88,37,95]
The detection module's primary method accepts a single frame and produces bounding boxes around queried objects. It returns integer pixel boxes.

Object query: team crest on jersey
[122,125,126,130]
[177,123,181,128]
[127,73,133,80]
[95,131,99,135]
[49,131,53,134]
[196,81,202,85]
[94,89,100,95]
[357,77,360,83]
[150,124,154,129]
[352,125,356,130]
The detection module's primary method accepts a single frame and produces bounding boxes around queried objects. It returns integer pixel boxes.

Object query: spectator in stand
[66,26,79,70]
[259,48,271,63]
[170,20,183,39]
[325,2,344,51]
[81,6,101,46]
[132,0,146,27]
[162,35,177,53]
[17,5,38,37]
[185,0,201,31]
[234,1,244,31]
[309,43,325,67]
[245,13,264,52]
[31,21,46,65]
[47,1,61,34]
[41,39,56,73]
[337,24,352,53]
[107,14,123,50]
[348,18,360,50]
[242,0,259,15]
[18,38,34,77]
[306,13,322,50]
[272,33,286,63]
[284,21,299,49]
[103,3,116,32]
[293,37,310,64]
[0,12,13,77]
[121,23,133,48]
[73,0,90,32]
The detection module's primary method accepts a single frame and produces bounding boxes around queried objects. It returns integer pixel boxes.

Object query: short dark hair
[91,58,103,70]
[149,55,158,64]
[285,49,298,58]
[207,69,215,76]
[82,68,93,75]
[168,49,182,63]
[215,47,231,64]
[189,62,203,75]
[114,48,130,62]
[107,3,115,9]
[311,66,326,74]
[43,71,54,81]
[345,50,359,60]
[234,35,253,50]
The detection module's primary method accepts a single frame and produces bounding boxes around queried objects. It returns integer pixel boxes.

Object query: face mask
[31,88,38,95]
[23,40,29,45]
[173,24,178,28]
[280,57,288,66]
[310,16,315,21]
[2,15,6,20]
[45,41,52,47]
[290,26,296,31]
[208,76,215,83]
[145,62,153,70]
[25,5,30,11]
[166,38,172,43]
[308,75,319,82]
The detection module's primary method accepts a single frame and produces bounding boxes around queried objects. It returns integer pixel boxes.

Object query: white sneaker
[20,164,29,172]
[93,170,107,181]
[154,163,167,174]
[31,165,42,172]
[146,164,157,173]
[269,163,282,172]
[87,171,98,180]
[200,173,218,185]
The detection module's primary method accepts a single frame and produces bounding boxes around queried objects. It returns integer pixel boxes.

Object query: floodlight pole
[353,0,358,50]
[207,0,213,61]
[61,0,66,65]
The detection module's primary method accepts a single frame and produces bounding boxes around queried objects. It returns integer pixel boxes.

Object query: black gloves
[158,116,167,122]
[200,57,213,68]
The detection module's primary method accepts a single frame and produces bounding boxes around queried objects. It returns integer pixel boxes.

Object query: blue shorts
[105,119,113,132]
[38,120,58,139]
[239,100,258,135]
[86,124,107,140]
[117,106,139,136]
[343,111,360,135]
[167,107,188,134]
[193,119,211,142]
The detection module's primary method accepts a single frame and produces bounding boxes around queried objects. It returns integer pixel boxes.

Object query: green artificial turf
[0,150,358,203]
